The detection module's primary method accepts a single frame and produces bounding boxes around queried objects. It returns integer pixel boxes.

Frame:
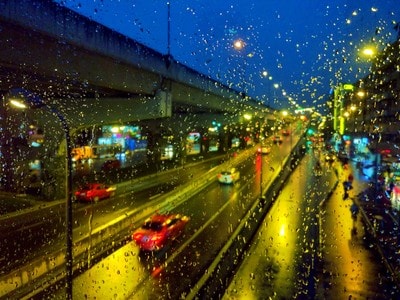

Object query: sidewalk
[317,157,400,298]
[348,159,400,286]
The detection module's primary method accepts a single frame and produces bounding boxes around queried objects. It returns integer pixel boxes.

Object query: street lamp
[233,38,245,51]
[8,88,74,299]
[360,46,377,60]
[232,38,249,94]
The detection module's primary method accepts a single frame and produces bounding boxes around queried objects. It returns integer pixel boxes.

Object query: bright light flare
[279,224,286,237]
[9,99,28,109]
[243,113,252,120]
[233,38,245,51]
[356,90,365,98]
[360,46,377,59]
[362,48,375,56]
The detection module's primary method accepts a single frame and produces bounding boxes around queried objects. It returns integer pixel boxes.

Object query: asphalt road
[44,135,295,299]
[0,154,223,273]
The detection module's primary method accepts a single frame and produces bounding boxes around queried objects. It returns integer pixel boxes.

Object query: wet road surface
[223,152,399,299]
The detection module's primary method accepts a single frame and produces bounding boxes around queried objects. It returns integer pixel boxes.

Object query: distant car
[272,135,283,144]
[282,129,290,136]
[132,214,190,251]
[257,145,271,154]
[314,161,323,176]
[325,152,335,163]
[74,183,116,202]
[101,159,121,171]
[217,167,240,184]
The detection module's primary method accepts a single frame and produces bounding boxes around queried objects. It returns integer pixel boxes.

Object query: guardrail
[355,193,400,288]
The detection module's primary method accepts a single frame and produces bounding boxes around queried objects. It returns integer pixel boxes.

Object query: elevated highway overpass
[0,0,272,129]
[0,0,279,196]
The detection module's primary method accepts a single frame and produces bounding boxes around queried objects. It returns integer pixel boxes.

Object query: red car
[132,214,189,251]
[74,183,116,202]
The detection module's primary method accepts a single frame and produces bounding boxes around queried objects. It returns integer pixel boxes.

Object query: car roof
[221,167,236,173]
[81,183,101,189]
[148,214,173,223]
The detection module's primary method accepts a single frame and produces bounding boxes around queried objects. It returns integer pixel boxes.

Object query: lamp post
[232,38,247,93]
[333,83,354,135]
[261,70,274,107]
[8,88,74,299]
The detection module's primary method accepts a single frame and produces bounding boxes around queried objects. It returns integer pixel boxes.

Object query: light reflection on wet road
[50,139,292,299]
[223,152,328,299]
[223,153,398,299]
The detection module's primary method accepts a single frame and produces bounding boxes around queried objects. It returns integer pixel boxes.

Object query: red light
[132,232,143,242]
[151,265,163,278]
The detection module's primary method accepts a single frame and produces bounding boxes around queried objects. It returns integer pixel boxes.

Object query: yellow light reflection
[279,224,286,237]
[9,99,27,109]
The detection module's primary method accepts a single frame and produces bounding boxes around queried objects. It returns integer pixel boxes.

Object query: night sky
[54,0,400,112]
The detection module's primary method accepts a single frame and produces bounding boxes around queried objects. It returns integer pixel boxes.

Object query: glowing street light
[358,45,377,62]
[8,88,74,299]
[233,38,245,51]
[362,47,376,57]
[243,113,252,121]
[356,90,365,98]
[261,70,268,77]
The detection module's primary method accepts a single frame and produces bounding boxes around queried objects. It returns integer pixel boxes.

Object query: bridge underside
[0,0,270,129]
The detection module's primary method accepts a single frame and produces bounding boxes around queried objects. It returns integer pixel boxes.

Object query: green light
[343,84,354,91]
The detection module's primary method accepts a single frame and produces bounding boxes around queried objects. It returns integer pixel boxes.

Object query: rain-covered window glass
[1,1,400,299]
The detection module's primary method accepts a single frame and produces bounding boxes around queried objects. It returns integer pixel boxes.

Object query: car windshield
[80,185,93,191]
[142,221,163,232]
[1,1,400,299]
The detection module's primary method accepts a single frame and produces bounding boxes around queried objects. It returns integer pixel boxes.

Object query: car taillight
[133,232,143,241]
[151,234,164,244]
